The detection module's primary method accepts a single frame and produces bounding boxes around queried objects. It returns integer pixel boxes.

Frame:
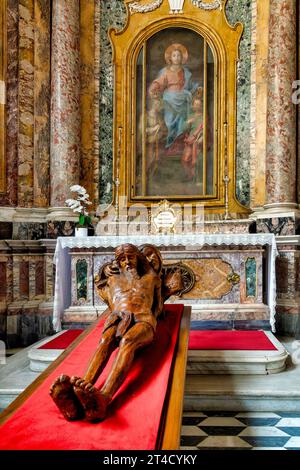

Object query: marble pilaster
[250,0,269,210]
[33,0,51,208]
[0,0,19,207]
[50,0,81,209]
[265,0,297,209]
[18,0,34,208]
[298,3,300,205]
[80,0,98,208]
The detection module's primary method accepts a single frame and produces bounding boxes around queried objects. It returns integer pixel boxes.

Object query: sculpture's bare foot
[49,374,84,421]
[71,376,110,422]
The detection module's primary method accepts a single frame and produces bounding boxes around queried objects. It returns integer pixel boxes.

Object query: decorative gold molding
[0,0,6,193]
[129,0,163,14]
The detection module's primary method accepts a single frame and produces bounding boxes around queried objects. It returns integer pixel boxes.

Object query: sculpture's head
[140,244,163,274]
[115,244,148,274]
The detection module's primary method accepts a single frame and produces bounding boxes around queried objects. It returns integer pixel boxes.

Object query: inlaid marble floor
[181,411,300,450]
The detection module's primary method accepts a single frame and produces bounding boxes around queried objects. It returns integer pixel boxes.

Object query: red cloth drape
[0,304,183,450]
[188,330,277,350]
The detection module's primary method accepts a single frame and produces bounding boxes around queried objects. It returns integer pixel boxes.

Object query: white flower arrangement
[65,185,92,227]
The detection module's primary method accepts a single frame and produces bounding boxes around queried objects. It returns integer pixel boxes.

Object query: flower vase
[75,226,88,237]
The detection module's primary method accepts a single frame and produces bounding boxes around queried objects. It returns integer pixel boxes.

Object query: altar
[53,233,277,333]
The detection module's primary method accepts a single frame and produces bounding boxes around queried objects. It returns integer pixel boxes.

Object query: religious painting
[133,27,215,199]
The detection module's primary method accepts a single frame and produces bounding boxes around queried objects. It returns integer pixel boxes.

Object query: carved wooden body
[50,244,190,423]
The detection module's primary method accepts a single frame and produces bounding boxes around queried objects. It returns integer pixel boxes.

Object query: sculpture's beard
[125,266,139,279]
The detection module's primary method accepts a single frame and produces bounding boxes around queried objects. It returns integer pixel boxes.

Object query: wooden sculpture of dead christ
[49,243,184,422]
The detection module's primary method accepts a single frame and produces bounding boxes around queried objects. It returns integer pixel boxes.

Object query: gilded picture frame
[110,0,250,216]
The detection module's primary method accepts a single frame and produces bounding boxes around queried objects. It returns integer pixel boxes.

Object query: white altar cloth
[53,233,278,332]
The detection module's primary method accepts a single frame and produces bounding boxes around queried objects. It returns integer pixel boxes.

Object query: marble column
[18,0,34,208]
[50,0,81,213]
[298,3,300,205]
[33,0,51,208]
[265,0,297,210]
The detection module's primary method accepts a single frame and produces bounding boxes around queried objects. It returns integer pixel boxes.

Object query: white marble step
[27,331,67,372]
[187,332,289,375]
[184,337,300,412]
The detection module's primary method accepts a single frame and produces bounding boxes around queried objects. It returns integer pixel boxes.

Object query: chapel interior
[0,0,300,451]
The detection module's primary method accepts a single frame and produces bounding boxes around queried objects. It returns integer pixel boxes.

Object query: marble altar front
[53,234,277,333]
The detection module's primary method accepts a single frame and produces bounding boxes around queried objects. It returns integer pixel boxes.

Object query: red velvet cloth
[188,330,277,350]
[0,304,183,450]
[38,330,84,350]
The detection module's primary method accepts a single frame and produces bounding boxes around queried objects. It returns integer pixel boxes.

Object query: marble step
[187,332,289,375]
[184,337,300,412]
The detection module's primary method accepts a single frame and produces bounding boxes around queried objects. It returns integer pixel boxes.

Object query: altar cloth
[53,234,278,332]
[0,304,183,450]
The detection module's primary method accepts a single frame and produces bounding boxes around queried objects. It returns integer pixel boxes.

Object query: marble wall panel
[0,262,6,300]
[71,254,93,306]
[45,254,54,302]
[76,259,88,301]
[91,248,265,308]
[35,259,45,297]
[18,0,34,207]
[276,252,298,300]
[6,255,13,303]
[33,0,50,207]
[181,258,238,301]
[6,314,21,347]
[226,0,252,207]
[12,255,20,301]
[245,257,257,298]
[20,313,38,345]
[256,217,298,236]
[12,222,47,240]
[276,310,300,337]
[28,257,36,300]
[0,315,6,341]
[276,256,289,296]
[46,221,75,239]
[99,0,127,204]
[19,258,29,299]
